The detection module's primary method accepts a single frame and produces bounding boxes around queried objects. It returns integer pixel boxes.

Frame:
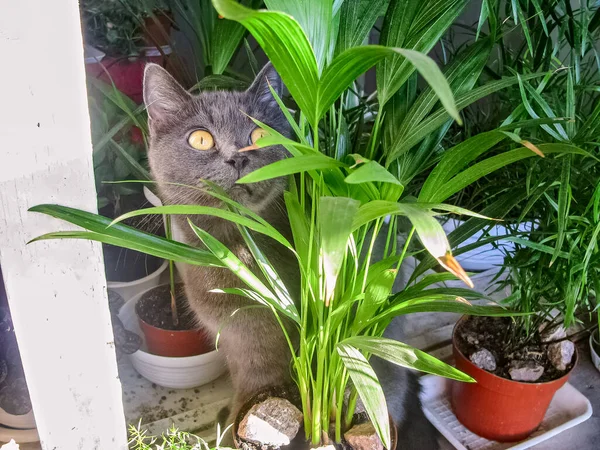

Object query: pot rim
[452,315,577,387]
[589,330,600,354]
[134,283,207,335]
[107,258,168,289]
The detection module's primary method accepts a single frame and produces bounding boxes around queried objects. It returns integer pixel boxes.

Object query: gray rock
[344,422,384,450]
[547,340,575,371]
[508,360,544,382]
[540,325,566,343]
[237,397,303,446]
[469,348,496,371]
[462,331,480,346]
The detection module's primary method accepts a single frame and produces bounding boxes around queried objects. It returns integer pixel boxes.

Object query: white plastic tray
[420,375,593,450]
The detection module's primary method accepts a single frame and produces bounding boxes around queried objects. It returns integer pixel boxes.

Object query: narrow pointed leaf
[112,205,292,249]
[342,336,474,382]
[189,220,300,323]
[319,197,360,303]
[345,161,402,186]
[28,205,222,266]
[337,344,390,449]
[213,0,320,125]
[238,154,346,183]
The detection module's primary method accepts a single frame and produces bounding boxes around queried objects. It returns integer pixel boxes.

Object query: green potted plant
[447,0,600,439]
[87,79,169,301]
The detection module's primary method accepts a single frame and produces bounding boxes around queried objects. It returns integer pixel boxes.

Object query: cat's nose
[225,154,249,173]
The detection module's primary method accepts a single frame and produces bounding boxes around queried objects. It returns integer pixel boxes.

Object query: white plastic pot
[0,407,35,430]
[118,287,227,389]
[589,331,600,373]
[107,258,168,302]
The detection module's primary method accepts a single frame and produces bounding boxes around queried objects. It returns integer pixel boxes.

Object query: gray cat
[143,63,438,449]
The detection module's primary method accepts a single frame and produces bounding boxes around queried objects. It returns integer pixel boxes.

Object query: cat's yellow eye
[250,128,269,144]
[188,130,214,151]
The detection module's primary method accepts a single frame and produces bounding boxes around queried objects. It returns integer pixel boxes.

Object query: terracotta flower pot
[450,316,576,442]
[134,284,213,358]
[137,315,212,357]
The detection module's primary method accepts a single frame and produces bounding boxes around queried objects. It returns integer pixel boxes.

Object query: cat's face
[143,63,290,212]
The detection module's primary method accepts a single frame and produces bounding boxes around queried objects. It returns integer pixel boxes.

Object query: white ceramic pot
[107,259,168,302]
[0,407,35,430]
[143,186,188,275]
[589,331,600,373]
[118,287,227,389]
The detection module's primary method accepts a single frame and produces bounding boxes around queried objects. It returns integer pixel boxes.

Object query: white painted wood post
[0,1,128,449]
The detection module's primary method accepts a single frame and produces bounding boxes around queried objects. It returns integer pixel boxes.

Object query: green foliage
[87,79,150,213]
[128,422,233,450]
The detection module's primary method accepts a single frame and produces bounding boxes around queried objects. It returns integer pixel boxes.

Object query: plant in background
[87,79,150,214]
[170,0,261,79]
[447,0,600,349]
[80,0,146,56]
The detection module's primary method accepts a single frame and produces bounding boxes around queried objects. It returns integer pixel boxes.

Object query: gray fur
[143,63,438,448]
[144,63,294,424]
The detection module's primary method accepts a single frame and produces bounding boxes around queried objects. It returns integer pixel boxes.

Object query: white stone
[540,325,567,343]
[509,360,545,382]
[548,340,575,371]
[469,348,497,371]
[237,397,303,446]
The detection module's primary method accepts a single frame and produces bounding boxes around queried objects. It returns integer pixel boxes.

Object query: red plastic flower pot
[450,316,576,442]
[137,316,213,358]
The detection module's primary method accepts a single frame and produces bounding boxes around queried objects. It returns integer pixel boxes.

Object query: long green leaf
[319,197,360,303]
[374,297,521,322]
[551,155,572,265]
[112,205,292,249]
[386,73,546,163]
[423,144,590,204]
[188,220,300,323]
[264,0,334,72]
[319,47,461,124]
[28,205,222,267]
[335,0,390,55]
[337,344,390,449]
[342,336,474,382]
[377,0,468,105]
[238,154,346,183]
[345,161,402,186]
[213,0,320,126]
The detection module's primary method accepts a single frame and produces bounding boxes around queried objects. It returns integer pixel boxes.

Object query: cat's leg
[220,307,293,427]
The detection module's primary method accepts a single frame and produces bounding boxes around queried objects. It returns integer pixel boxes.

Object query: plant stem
[164,215,178,326]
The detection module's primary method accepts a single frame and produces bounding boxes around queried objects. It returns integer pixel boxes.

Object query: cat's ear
[143,63,191,122]
[247,62,283,103]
